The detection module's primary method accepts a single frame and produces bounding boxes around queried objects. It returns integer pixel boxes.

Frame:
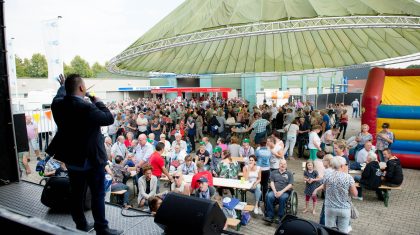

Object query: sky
[5,0,419,68]
[5,0,185,65]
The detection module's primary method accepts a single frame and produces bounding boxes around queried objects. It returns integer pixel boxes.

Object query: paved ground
[22,108,420,235]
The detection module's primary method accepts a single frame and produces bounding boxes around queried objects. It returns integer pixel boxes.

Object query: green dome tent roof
[109,0,420,75]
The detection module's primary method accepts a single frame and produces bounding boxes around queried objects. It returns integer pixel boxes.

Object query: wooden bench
[230,203,255,231]
[111,190,127,195]
[243,205,254,212]
[349,170,362,175]
[226,218,241,231]
[354,182,401,207]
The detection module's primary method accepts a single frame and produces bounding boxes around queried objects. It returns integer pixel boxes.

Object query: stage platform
[0,180,163,234]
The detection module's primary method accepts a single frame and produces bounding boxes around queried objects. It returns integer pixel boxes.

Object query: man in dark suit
[50,74,121,235]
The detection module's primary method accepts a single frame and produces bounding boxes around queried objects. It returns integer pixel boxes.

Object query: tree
[63,62,73,77]
[15,55,27,77]
[91,62,106,77]
[70,55,93,78]
[406,64,420,69]
[23,58,31,77]
[26,53,48,77]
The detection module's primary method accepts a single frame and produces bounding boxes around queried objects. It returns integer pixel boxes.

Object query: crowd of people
[23,91,405,234]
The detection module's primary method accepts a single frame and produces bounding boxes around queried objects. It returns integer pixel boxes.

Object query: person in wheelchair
[264,159,294,223]
[44,158,68,177]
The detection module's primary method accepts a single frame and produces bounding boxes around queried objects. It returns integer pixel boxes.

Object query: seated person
[202,137,213,157]
[191,162,214,192]
[124,153,136,168]
[148,133,158,148]
[138,164,158,208]
[171,171,190,195]
[353,153,382,201]
[44,158,68,177]
[194,143,210,170]
[217,138,228,152]
[179,155,198,175]
[320,127,339,153]
[216,150,239,196]
[110,155,131,208]
[226,112,236,125]
[239,138,255,164]
[382,148,403,187]
[243,155,262,214]
[314,151,326,178]
[264,159,294,223]
[210,147,222,176]
[350,141,375,170]
[168,144,187,173]
[170,126,185,142]
[111,136,128,161]
[148,196,163,216]
[127,139,138,155]
[228,136,241,157]
[194,177,215,200]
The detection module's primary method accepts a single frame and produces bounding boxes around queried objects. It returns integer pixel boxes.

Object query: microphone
[86,92,97,102]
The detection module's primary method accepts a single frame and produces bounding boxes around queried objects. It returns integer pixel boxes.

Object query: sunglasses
[173,176,180,179]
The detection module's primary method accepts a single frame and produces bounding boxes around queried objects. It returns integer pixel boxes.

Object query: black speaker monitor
[275,215,347,235]
[154,192,226,235]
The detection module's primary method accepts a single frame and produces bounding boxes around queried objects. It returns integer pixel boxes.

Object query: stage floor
[0,180,163,234]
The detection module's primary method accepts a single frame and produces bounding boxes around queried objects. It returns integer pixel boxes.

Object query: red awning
[151,87,232,94]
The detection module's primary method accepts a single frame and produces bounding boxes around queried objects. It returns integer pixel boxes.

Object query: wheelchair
[266,189,298,218]
[285,190,298,216]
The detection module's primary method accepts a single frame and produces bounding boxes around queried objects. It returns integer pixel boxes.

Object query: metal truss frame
[108,16,420,76]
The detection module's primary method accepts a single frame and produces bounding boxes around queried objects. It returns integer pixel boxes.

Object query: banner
[6,39,17,87]
[42,18,63,84]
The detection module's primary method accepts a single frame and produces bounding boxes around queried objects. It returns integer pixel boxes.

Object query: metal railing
[108,15,420,76]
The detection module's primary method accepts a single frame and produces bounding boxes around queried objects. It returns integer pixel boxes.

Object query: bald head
[117,136,125,143]
[138,134,147,145]
[279,159,287,172]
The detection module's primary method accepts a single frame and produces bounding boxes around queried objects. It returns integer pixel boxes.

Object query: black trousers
[68,166,108,231]
[38,132,50,152]
[261,170,270,203]
[297,138,307,158]
[188,132,195,151]
[339,122,348,139]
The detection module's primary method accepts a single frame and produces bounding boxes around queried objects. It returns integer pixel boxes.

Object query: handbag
[350,201,359,219]
[41,176,91,211]
[240,211,251,225]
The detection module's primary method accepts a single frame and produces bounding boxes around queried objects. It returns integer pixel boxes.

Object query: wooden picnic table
[231,127,250,141]
[161,174,253,201]
[231,157,245,163]
[226,122,242,126]
[354,182,401,207]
